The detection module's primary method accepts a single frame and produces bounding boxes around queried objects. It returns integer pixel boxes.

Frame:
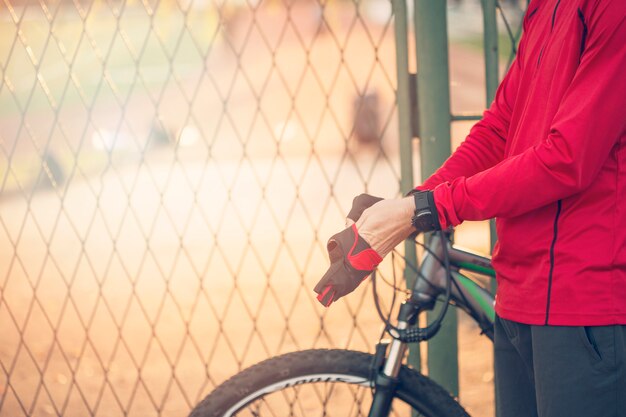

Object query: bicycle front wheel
[189,349,469,417]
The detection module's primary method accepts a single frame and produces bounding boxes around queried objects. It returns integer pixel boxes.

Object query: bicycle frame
[369,233,496,417]
[416,233,495,337]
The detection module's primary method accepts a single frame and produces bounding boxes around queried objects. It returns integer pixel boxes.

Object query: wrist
[401,196,418,234]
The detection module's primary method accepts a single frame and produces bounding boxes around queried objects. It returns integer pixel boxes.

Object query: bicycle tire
[189,349,470,417]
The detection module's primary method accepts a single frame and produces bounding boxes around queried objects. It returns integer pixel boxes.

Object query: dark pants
[494,316,626,417]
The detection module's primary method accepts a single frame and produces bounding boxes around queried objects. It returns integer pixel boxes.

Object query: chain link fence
[1,0,529,414]
[0,0,410,415]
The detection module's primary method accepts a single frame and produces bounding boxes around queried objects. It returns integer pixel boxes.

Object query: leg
[494,316,539,417]
[532,324,626,417]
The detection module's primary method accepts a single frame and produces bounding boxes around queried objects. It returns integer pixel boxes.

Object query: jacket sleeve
[419,39,526,191]
[432,3,626,229]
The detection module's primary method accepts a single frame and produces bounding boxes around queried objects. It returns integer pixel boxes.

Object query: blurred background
[0,0,525,416]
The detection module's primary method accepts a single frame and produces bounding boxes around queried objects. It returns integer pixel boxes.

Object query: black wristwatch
[410,191,441,232]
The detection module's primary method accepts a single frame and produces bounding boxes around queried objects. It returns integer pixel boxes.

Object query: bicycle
[188,227,496,417]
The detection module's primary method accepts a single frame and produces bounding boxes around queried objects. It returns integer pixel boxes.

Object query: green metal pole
[392,0,421,373]
[482,2,500,415]
[482,0,499,107]
[482,0,500,259]
[414,0,454,174]
[393,0,415,200]
[413,0,458,397]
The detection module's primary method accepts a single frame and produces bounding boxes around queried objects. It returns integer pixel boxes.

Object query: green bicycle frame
[412,233,496,339]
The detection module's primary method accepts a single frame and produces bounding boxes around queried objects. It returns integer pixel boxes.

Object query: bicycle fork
[368,301,421,417]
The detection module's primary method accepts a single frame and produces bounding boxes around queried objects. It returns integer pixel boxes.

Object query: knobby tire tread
[189,349,470,417]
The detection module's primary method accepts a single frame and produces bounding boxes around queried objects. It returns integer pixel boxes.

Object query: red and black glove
[346,193,383,223]
[314,194,383,307]
[314,224,382,306]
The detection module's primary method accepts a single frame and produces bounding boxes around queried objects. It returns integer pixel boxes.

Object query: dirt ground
[1,1,498,416]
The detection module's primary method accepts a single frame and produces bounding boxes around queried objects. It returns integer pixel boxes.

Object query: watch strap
[411,191,441,232]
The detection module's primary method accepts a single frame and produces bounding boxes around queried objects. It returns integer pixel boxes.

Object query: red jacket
[421,0,626,325]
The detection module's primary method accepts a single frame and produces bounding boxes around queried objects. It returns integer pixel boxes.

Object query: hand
[313,191,438,307]
[355,196,416,258]
[313,195,414,307]
[313,224,382,306]
[313,193,383,306]
[345,193,384,227]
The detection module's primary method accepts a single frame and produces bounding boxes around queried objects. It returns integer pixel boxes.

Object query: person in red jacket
[315,0,625,416]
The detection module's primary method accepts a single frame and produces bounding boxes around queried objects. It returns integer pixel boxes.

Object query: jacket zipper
[545,199,562,325]
[543,2,564,321]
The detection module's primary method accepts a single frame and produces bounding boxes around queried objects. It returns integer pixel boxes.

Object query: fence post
[482,2,500,415]
[392,0,421,373]
[482,0,500,259]
[482,0,499,107]
[413,0,458,397]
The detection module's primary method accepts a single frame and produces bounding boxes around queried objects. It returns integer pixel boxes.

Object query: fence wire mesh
[0,0,406,415]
